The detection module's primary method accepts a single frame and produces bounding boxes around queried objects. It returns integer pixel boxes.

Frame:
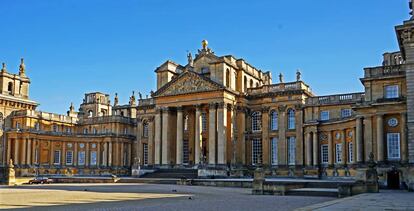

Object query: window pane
[271,137,278,165]
[66,151,73,165]
[387,133,400,160]
[321,145,329,164]
[90,151,97,165]
[288,137,296,165]
[336,144,342,163]
[252,138,262,165]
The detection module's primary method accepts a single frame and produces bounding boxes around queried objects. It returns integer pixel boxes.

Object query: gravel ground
[0,183,335,211]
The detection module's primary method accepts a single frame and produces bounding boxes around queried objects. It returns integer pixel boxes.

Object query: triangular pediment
[153,71,225,97]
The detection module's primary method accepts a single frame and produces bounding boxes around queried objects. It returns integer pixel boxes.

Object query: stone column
[363,116,373,161]
[103,142,108,167]
[97,142,101,166]
[86,143,90,167]
[22,138,27,165]
[161,107,170,165]
[14,139,19,165]
[62,141,66,166]
[230,105,236,165]
[341,130,346,165]
[120,142,124,166]
[376,114,384,162]
[194,105,202,165]
[176,106,184,165]
[217,102,227,165]
[313,131,319,166]
[401,112,408,163]
[74,142,78,166]
[136,118,143,166]
[305,133,312,166]
[356,116,364,163]
[50,141,54,165]
[148,119,154,165]
[278,106,287,165]
[27,138,32,165]
[237,107,246,165]
[261,107,270,165]
[6,139,11,164]
[154,108,162,165]
[108,142,113,167]
[328,132,334,165]
[208,103,217,165]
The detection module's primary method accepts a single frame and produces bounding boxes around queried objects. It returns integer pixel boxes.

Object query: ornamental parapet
[363,64,405,79]
[305,92,364,106]
[79,115,135,125]
[246,81,313,96]
[138,98,155,106]
[12,110,78,124]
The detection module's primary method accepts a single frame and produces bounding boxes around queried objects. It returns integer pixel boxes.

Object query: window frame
[335,143,342,163]
[287,137,296,165]
[341,109,352,118]
[320,111,330,121]
[321,144,329,164]
[385,85,399,99]
[287,109,295,130]
[53,150,61,165]
[252,138,262,165]
[251,111,262,132]
[387,133,401,160]
[66,150,73,165]
[270,110,278,131]
[270,137,278,165]
[348,142,353,163]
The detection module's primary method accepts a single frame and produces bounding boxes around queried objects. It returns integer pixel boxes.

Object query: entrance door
[387,170,400,189]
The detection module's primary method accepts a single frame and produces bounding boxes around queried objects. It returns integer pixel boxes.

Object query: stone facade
[1,1,414,189]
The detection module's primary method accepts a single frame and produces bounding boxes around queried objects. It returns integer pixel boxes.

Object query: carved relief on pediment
[157,73,220,97]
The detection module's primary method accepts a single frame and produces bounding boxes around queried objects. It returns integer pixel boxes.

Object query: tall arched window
[244,76,247,92]
[270,110,278,131]
[143,121,149,138]
[287,109,295,129]
[250,79,253,88]
[7,82,13,94]
[256,82,259,87]
[225,69,230,88]
[251,111,262,132]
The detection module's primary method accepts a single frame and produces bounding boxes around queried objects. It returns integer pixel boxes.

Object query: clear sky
[0,0,409,114]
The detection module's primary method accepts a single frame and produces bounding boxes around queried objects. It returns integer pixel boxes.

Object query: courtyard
[0,183,334,210]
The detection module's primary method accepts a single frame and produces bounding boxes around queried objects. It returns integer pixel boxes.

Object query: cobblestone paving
[297,190,414,211]
[0,183,335,211]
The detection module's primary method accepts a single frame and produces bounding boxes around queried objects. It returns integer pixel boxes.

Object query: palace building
[1,1,414,189]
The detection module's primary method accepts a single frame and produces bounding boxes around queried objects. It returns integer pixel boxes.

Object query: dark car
[28,177,53,184]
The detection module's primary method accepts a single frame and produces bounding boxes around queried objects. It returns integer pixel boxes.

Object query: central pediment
[153,71,225,97]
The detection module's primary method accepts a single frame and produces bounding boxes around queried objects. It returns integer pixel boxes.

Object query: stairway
[140,169,198,179]
[284,180,352,197]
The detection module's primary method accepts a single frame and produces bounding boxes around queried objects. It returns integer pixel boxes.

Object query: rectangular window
[143,143,148,165]
[321,145,329,164]
[78,151,86,165]
[201,113,207,132]
[341,109,352,118]
[348,142,353,163]
[271,137,278,165]
[387,133,400,160]
[183,140,189,164]
[287,137,296,165]
[320,111,330,121]
[66,151,73,165]
[53,150,61,165]
[385,85,399,99]
[252,138,262,165]
[90,151,97,165]
[336,144,342,163]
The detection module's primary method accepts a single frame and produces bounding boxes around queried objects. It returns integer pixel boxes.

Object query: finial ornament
[296,69,302,81]
[114,93,119,106]
[202,40,208,50]
[279,73,284,83]
[69,102,75,112]
[1,63,6,72]
[187,51,193,66]
[410,0,414,19]
[129,91,136,106]
[19,58,25,75]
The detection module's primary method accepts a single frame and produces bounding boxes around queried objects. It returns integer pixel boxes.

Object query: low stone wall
[52,177,118,183]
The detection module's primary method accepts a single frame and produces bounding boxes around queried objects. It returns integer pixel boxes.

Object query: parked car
[28,177,53,184]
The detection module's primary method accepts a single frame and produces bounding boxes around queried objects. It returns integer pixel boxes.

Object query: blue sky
[0,0,409,113]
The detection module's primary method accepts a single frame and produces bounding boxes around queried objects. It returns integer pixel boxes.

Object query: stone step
[141,169,198,179]
[286,188,338,197]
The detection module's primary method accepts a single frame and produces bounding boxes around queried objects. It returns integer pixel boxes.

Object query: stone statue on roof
[279,73,284,83]
[296,69,301,81]
[187,51,193,67]
[410,0,414,19]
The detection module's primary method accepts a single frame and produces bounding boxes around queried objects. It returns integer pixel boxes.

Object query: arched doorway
[387,170,400,189]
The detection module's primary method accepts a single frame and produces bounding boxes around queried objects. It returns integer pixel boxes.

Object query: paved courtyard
[0,183,334,210]
[297,190,414,211]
